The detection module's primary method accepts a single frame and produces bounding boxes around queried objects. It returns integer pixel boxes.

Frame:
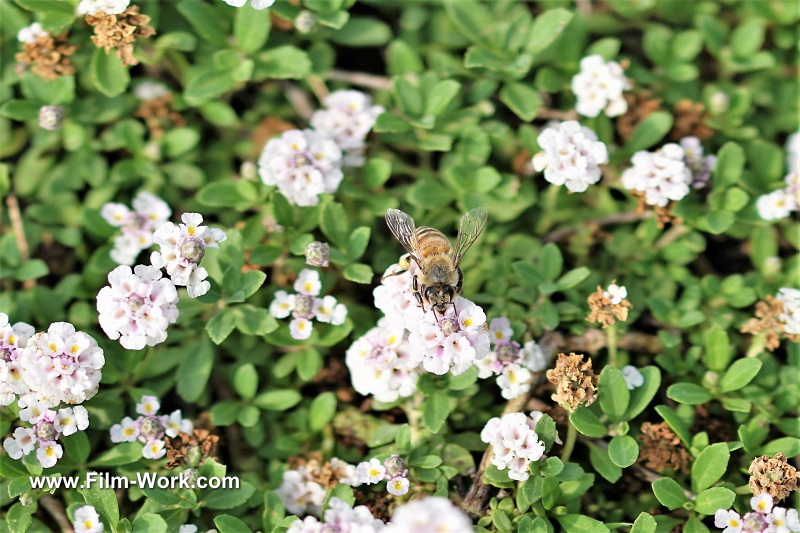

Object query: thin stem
[6,194,34,290]
[535,185,560,235]
[39,494,74,533]
[560,418,578,463]
[606,323,619,367]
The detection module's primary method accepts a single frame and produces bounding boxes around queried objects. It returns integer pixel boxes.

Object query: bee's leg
[414,290,424,311]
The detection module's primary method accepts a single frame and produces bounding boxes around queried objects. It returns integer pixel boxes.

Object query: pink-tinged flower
[767,507,796,533]
[270,291,296,319]
[489,318,513,343]
[294,269,322,296]
[55,406,89,436]
[571,55,630,118]
[387,476,410,496]
[270,269,348,340]
[313,295,347,325]
[73,504,104,533]
[622,144,693,207]
[356,458,387,484]
[142,439,166,459]
[0,313,35,406]
[136,396,160,416]
[97,264,179,350]
[532,121,609,193]
[110,416,140,443]
[275,469,327,517]
[3,427,36,459]
[163,410,192,438]
[150,213,226,298]
[389,496,473,533]
[222,0,276,11]
[481,412,545,481]
[374,261,425,330]
[36,440,63,468]
[750,493,774,513]
[310,90,384,167]
[715,510,743,533]
[289,318,313,340]
[101,191,171,265]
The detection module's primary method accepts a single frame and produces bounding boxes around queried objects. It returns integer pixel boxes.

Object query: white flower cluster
[134,80,170,101]
[355,454,410,496]
[373,263,425,330]
[388,496,474,533]
[776,288,800,335]
[346,319,419,403]
[408,296,491,376]
[97,265,179,349]
[621,365,644,390]
[476,318,547,400]
[480,412,547,481]
[19,322,105,407]
[73,505,104,533]
[101,191,171,265]
[571,55,630,118]
[288,497,385,533]
[222,0,275,9]
[17,22,47,43]
[604,283,627,305]
[269,269,347,340]
[680,136,717,188]
[532,121,608,193]
[109,395,193,460]
[258,89,382,206]
[150,212,227,298]
[258,129,344,207]
[621,143,693,207]
[275,458,359,516]
[4,403,89,468]
[0,313,35,406]
[77,0,130,15]
[310,90,385,167]
[756,132,800,221]
[715,494,799,533]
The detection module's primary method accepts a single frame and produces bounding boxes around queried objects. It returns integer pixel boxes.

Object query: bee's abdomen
[415,227,451,257]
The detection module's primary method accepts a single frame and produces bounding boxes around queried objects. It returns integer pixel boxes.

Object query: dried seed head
[586,281,632,328]
[85,6,155,66]
[636,421,690,473]
[546,352,598,411]
[741,296,800,351]
[305,241,330,267]
[748,453,798,501]
[39,105,65,130]
[15,33,77,81]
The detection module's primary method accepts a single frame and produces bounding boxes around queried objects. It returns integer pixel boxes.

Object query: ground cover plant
[0,0,798,532]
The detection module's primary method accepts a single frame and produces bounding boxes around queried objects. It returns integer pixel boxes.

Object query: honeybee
[385,207,487,317]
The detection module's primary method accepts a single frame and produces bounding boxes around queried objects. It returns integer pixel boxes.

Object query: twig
[536,108,580,121]
[6,194,35,289]
[542,211,652,243]
[653,223,690,250]
[576,0,592,15]
[282,82,315,121]
[39,494,74,533]
[325,69,394,91]
[306,74,330,104]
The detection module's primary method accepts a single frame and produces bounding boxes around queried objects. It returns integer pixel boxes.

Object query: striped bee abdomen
[414,226,451,258]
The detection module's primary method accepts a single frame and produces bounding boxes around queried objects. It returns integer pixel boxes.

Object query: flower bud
[383,454,406,478]
[708,91,729,114]
[305,241,330,267]
[39,105,64,130]
[295,11,317,34]
[179,237,206,264]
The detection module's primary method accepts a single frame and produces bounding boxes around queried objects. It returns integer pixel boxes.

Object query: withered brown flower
[586,281,633,328]
[670,99,715,141]
[546,352,598,411]
[135,94,185,138]
[749,453,798,501]
[636,421,690,473]
[164,429,219,470]
[15,33,77,81]
[631,190,680,229]
[617,92,663,142]
[85,6,155,66]
[741,295,800,351]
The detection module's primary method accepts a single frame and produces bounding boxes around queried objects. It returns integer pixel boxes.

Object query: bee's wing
[452,206,487,268]
[385,209,423,270]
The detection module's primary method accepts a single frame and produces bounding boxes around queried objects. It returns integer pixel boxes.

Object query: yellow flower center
[388,335,397,344]
[49,343,57,352]
[304,282,313,292]
[298,322,306,330]
[8,335,16,344]
[369,469,380,477]
[187,225,197,236]
[393,480,403,490]
[84,520,94,529]
[494,331,503,339]
[46,446,55,457]
[729,519,739,527]
[124,428,135,436]
[464,318,474,327]
[70,344,80,354]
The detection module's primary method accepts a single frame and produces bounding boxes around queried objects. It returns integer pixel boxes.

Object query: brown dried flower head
[587,281,633,328]
[15,33,77,81]
[749,453,798,501]
[670,99,715,141]
[86,6,155,66]
[164,429,219,470]
[546,352,598,411]
[636,421,690,473]
[135,94,185,138]
[289,452,354,489]
[617,91,663,142]
[630,190,681,228]
[741,295,800,351]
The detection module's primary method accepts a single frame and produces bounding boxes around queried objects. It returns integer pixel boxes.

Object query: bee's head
[426,285,454,314]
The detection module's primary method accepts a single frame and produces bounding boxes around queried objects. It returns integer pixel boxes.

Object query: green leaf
[426,80,462,116]
[719,358,762,393]
[249,245,283,265]
[541,474,561,509]
[163,128,201,158]
[713,142,745,186]
[7,502,34,533]
[331,16,392,46]
[309,392,337,431]
[177,0,229,45]
[555,514,610,533]
[374,112,412,133]
[90,442,144,467]
[655,405,692,446]
[206,308,237,344]
[624,366,661,420]
[630,513,657,533]
[258,46,312,79]
[89,48,130,98]
[234,2,272,54]
[82,485,120,527]
[651,478,688,510]
[63,431,90,465]
[343,263,373,284]
[608,435,639,468]
[684,515,711,533]
[321,201,350,246]
[233,364,259,400]
[703,326,732,372]
[693,487,736,515]
[203,481,256,509]
[759,437,800,457]
[347,227,371,260]
[588,444,622,483]
[254,389,302,410]
[214,515,252,533]
[363,159,392,188]
[499,82,543,121]
[177,339,215,403]
[14,259,48,281]
[691,442,730,493]
[534,413,558,452]
[132,514,168,533]
[598,366,630,422]
[197,182,258,210]
[424,392,450,433]
[555,267,590,291]
[624,112,674,154]
[234,305,279,336]
[570,407,607,437]
[526,8,574,57]
[666,382,712,405]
